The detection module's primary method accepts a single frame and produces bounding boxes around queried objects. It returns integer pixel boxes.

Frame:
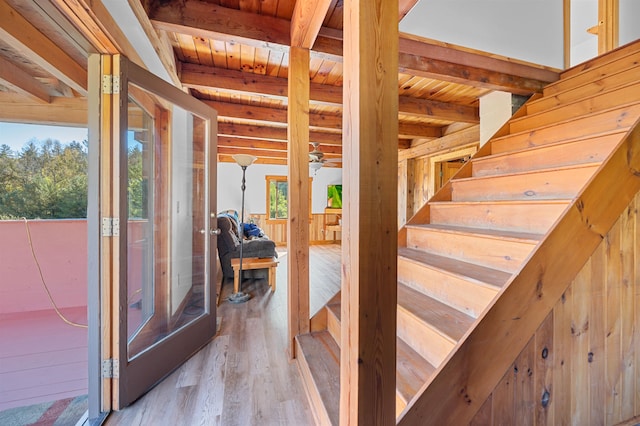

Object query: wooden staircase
[296,40,640,425]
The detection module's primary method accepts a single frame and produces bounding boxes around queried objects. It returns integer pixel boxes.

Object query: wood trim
[340,0,398,423]
[287,46,311,357]
[598,0,619,54]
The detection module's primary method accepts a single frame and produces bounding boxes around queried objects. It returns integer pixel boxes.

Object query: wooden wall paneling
[406,159,416,222]
[398,159,408,227]
[340,0,398,423]
[514,337,536,424]
[469,395,492,426]
[570,258,592,424]
[491,363,515,424]
[590,242,607,424]
[469,192,640,425]
[552,284,572,424]
[619,203,635,421]
[534,312,554,425]
[606,216,622,425]
[287,46,311,357]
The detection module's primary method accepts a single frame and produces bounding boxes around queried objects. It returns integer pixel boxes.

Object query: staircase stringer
[397,119,640,425]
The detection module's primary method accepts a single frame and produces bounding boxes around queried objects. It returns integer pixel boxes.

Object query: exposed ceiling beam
[150,0,559,93]
[205,100,341,129]
[0,56,51,103]
[181,62,342,104]
[217,122,342,145]
[398,52,548,95]
[205,100,446,138]
[218,136,342,155]
[185,63,478,124]
[0,93,87,126]
[0,0,87,95]
[398,97,478,123]
[398,125,480,161]
[291,0,333,49]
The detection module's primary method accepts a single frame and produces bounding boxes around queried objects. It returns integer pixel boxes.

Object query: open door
[89,54,218,411]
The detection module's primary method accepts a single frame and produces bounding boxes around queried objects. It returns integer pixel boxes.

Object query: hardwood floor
[106,244,341,426]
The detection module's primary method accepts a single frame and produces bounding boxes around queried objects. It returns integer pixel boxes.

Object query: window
[265,175,312,222]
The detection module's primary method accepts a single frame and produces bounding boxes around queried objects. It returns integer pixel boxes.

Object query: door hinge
[102,217,120,237]
[102,74,120,94]
[102,358,119,378]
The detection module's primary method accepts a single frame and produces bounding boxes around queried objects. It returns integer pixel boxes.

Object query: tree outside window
[265,175,312,222]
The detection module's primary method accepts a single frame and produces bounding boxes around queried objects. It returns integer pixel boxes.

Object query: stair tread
[398,247,512,289]
[296,331,340,425]
[396,337,435,404]
[430,199,571,206]
[398,283,475,342]
[491,105,637,146]
[513,80,640,124]
[477,130,626,164]
[405,223,543,244]
[453,161,600,182]
[535,65,640,107]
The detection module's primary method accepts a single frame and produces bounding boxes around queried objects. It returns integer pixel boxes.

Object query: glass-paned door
[91,54,218,410]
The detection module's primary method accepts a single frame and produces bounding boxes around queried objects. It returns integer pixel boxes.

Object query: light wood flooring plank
[105,245,341,425]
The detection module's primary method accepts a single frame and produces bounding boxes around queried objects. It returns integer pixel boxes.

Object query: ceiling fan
[309,142,341,174]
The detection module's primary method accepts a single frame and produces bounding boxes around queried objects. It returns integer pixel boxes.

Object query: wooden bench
[230,257,279,294]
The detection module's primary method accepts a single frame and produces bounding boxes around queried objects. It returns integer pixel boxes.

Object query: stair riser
[398,257,497,317]
[546,49,640,93]
[532,66,640,113]
[451,165,598,202]
[510,84,640,134]
[327,307,341,347]
[397,306,454,368]
[405,229,535,273]
[430,202,567,234]
[491,103,640,155]
[473,133,621,177]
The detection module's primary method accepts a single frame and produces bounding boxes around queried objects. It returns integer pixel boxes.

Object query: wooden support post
[287,46,311,357]
[340,0,398,424]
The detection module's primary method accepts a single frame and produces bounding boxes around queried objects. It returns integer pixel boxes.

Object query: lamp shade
[232,154,257,167]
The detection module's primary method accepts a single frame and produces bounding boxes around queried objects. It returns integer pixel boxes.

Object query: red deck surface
[0,307,88,411]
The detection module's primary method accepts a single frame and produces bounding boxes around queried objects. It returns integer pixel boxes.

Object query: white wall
[620,0,640,46]
[480,91,512,146]
[570,0,598,66]
[217,162,343,216]
[400,0,564,69]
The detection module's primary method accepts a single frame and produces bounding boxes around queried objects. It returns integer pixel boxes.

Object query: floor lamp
[228,153,257,304]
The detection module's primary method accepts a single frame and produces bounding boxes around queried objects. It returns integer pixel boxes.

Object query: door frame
[87,54,218,419]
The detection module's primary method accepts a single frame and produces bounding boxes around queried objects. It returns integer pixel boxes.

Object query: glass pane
[276,181,288,219]
[126,87,209,360]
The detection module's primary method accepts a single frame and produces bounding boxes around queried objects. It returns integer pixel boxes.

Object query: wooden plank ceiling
[0,0,560,165]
